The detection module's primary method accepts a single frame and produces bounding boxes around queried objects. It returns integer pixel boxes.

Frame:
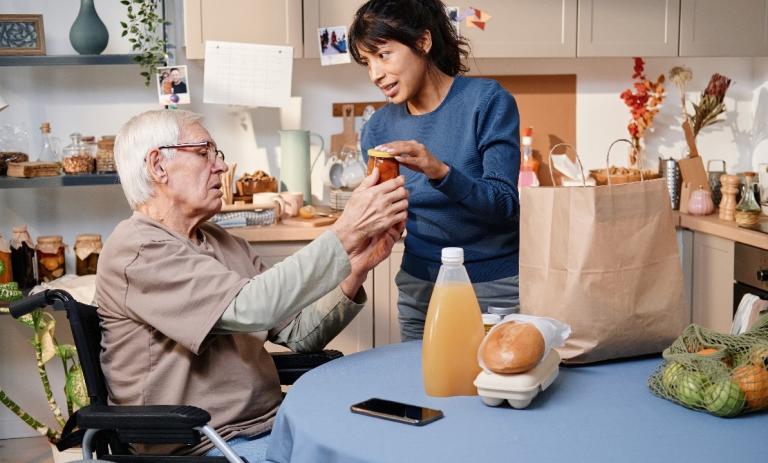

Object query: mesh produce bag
[648,313,768,417]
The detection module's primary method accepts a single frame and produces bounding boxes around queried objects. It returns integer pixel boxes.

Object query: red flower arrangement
[620,57,666,166]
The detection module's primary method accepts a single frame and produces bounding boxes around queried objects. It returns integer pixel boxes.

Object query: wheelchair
[10,289,342,462]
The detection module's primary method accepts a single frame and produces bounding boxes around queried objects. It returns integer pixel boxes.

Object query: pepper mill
[718,174,739,221]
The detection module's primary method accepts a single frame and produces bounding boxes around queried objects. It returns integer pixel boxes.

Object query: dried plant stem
[0,389,59,441]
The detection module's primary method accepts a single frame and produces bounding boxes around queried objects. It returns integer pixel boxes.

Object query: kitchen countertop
[677,212,768,250]
[227,211,768,250]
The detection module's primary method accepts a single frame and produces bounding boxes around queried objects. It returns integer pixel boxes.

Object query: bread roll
[481,322,545,374]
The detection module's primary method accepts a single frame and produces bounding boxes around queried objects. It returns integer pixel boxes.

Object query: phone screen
[350,398,444,426]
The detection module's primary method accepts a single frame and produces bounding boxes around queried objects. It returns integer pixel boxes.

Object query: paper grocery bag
[519,178,688,363]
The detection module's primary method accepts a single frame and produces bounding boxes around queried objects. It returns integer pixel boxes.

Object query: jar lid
[40,122,51,133]
[99,135,116,141]
[37,235,63,245]
[75,233,102,242]
[82,135,96,143]
[367,149,396,158]
[12,225,28,233]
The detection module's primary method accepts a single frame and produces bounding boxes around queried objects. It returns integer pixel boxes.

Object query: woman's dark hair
[349,0,470,76]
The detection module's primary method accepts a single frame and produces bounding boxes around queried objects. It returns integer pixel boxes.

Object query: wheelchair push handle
[9,289,74,318]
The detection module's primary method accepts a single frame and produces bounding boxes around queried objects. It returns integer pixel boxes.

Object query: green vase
[69,0,109,55]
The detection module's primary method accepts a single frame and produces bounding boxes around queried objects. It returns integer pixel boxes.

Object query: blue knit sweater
[361,76,520,283]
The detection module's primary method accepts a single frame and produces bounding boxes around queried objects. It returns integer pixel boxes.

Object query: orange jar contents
[74,234,102,276]
[36,235,66,283]
[367,149,399,184]
[0,234,12,284]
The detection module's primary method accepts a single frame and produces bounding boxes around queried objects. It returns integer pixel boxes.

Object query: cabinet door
[691,233,734,333]
[577,0,680,57]
[680,0,768,56]
[373,242,404,347]
[463,0,576,57]
[303,0,366,58]
[184,0,303,60]
[249,242,373,354]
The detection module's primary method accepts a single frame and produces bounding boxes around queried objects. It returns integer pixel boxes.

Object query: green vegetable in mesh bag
[648,313,768,417]
[704,378,744,417]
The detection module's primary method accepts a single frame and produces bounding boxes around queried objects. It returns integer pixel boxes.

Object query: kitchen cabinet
[577,0,680,57]
[679,0,768,56]
[372,242,404,347]
[249,242,374,354]
[183,0,303,60]
[691,232,734,333]
[462,0,577,57]
[303,0,576,58]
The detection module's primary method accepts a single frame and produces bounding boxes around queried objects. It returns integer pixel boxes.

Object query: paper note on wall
[203,41,293,108]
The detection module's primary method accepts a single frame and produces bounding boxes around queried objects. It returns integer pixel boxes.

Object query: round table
[266,342,767,463]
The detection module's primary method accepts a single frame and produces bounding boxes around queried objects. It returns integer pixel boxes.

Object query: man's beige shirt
[95,212,361,455]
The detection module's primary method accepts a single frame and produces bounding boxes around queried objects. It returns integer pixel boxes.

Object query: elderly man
[95,110,407,460]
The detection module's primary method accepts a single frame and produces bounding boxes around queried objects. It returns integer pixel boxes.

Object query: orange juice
[422,248,485,397]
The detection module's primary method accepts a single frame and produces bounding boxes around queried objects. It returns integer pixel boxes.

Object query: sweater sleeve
[430,87,520,224]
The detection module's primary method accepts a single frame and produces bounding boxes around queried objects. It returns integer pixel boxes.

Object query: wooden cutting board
[330,104,357,155]
[281,215,338,227]
[6,161,60,178]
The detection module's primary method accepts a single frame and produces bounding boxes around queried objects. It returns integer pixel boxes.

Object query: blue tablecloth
[266,342,767,463]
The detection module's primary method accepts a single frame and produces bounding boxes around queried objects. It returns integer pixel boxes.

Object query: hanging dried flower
[621,58,666,166]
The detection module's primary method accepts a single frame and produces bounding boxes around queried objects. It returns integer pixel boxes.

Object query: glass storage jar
[62,132,94,174]
[735,172,761,226]
[36,235,66,283]
[95,135,116,173]
[10,225,37,288]
[0,234,12,284]
[74,233,102,276]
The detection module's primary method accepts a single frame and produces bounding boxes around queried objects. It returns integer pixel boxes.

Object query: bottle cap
[441,247,464,264]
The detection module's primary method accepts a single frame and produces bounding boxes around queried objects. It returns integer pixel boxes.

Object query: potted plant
[120,0,170,86]
[0,266,88,462]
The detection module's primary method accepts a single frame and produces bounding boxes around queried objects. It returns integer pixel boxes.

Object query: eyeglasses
[158,141,225,164]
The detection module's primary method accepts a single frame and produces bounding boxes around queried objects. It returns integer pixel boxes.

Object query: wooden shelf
[0,173,120,189]
[0,54,139,67]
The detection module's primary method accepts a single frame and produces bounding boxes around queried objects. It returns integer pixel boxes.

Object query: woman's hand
[375,140,449,181]
[331,169,408,254]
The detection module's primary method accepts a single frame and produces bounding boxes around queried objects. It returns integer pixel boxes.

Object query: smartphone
[350,398,444,426]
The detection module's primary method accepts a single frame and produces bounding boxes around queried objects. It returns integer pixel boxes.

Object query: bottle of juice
[422,247,485,397]
[518,126,539,187]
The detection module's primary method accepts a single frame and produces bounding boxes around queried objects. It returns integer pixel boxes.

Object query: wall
[0,0,766,439]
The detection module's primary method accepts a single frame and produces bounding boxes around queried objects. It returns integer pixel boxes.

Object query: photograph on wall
[156,65,191,105]
[446,6,460,35]
[318,25,351,66]
[0,14,45,56]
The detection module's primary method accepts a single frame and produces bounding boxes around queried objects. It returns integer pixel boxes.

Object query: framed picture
[156,65,191,105]
[0,14,45,56]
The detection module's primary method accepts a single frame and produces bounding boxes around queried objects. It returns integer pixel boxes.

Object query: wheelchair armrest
[271,349,343,385]
[77,404,211,445]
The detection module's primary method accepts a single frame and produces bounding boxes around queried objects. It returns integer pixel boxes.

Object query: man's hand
[340,223,404,299]
[375,140,449,181]
[331,169,408,254]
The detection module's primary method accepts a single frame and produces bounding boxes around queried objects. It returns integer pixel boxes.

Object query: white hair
[114,109,203,209]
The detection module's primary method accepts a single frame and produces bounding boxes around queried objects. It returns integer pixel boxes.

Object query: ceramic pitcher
[279,130,324,205]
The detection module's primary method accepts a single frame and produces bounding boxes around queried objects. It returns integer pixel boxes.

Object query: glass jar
[38,122,61,164]
[366,149,399,184]
[735,172,761,226]
[62,132,94,174]
[10,225,37,288]
[36,235,66,283]
[95,135,116,173]
[74,233,102,276]
[0,234,12,284]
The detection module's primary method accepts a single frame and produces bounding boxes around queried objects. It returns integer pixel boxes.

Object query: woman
[349,0,521,341]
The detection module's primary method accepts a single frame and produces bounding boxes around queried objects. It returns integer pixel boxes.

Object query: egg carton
[474,349,560,409]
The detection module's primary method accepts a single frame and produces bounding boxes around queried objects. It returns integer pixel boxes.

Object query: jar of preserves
[10,225,37,288]
[74,234,102,276]
[36,235,66,282]
[95,135,116,173]
[0,234,12,284]
[62,132,94,174]
[366,149,399,184]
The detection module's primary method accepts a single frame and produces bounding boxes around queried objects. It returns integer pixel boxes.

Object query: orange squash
[732,364,768,410]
